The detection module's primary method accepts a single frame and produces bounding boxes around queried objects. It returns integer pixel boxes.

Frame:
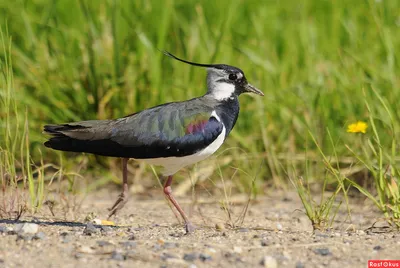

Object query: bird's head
[163,51,264,100]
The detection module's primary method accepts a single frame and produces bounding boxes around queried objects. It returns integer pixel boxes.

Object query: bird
[43,51,264,233]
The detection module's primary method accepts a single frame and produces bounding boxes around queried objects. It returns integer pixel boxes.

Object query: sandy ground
[0,189,399,268]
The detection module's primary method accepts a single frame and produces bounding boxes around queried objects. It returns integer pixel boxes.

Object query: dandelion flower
[347,121,368,133]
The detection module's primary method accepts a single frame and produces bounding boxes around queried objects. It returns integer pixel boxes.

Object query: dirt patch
[0,190,399,267]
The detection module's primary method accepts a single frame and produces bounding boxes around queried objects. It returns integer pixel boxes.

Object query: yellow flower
[347,121,368,133]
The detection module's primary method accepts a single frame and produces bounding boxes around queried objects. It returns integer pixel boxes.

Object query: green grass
[0,0,399,227]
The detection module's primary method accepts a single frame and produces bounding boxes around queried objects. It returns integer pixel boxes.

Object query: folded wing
[44,101,224,159]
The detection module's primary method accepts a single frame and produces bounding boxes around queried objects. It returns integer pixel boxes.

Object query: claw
[108,193,128,219]
[185,222,196,234]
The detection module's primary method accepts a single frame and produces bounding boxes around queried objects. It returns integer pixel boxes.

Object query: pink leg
[163,175,195,233]
[108,158,129,219]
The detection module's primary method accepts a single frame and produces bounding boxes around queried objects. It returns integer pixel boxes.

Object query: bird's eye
[228,74,237,81]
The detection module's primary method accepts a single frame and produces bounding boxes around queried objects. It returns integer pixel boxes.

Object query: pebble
[75,253,85,259]
[164,242,177,249]
[276,223,283,231]
[77,246,94,254]
[127,234,136,240]
[161,252,179,260]
[373,245,382,251]
[313,248,332,256]
[17,234,33,241]
[120,241,137,249]
[34,232,46,240]
[111,251,125,261]
[260,256,278,268]
[83,223,99,236]
[238,228,249,232]
[199,253,212,262]
[152,244,162,251]
[0,226,9,233]
[183,253,198,262]
[14,223,39,234]
[356,230,365,235]
[295,261,305,268]
[233,246,242,253]
[261,240,269,247]
[97,240,113,247]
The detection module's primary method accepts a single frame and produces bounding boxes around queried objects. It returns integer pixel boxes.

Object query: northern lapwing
[43,51,264,233]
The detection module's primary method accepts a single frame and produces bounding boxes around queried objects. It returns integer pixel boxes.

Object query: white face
[206,68,239,100]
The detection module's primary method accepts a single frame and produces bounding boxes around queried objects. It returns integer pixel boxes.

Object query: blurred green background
[1,0,399,195]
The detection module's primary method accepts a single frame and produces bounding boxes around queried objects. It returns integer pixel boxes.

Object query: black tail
[43,122,131,157]
[44,124,90,152]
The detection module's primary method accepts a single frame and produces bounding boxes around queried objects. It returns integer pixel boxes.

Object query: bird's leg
[108,158,129,219]
[163,175,196,234]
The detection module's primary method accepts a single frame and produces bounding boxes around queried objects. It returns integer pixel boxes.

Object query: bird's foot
[185,222,196,234]
[108,193,128,219]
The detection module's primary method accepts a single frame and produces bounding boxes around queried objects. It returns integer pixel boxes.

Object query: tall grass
[0,0,399,225]
[0,29,45,216]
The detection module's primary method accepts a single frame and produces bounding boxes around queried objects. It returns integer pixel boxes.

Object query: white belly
[138,126,226,176]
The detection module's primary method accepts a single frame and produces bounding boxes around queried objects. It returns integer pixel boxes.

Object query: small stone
[161,252,179,260]
[83,223,99,236]
[120,241,137,249]
[233,246,242,253]
[238,228,249,232]
[199,253,212,262]
[313,248,332,256]
[127,234,136,240]
[75,253,85,259]
[77,246,95,254]
[373,245,382,251]
[205,247,216,253]
[111,251,125,261]
[97,240,113,247]
[33,232,46,240]
[261,240,269,247]
[153,244,162,251]
[0,226,9,233]
[14,223,39,234]
[295,261,305,268]
[215,223,225,231]
[343,239,352,244]
[357,230,365,235]
[224,252,233,259]
[183,253,198,262]
[164,242,177,249]
[260,256,278,268]
[17,234,33,241]
[276,223,283,231]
